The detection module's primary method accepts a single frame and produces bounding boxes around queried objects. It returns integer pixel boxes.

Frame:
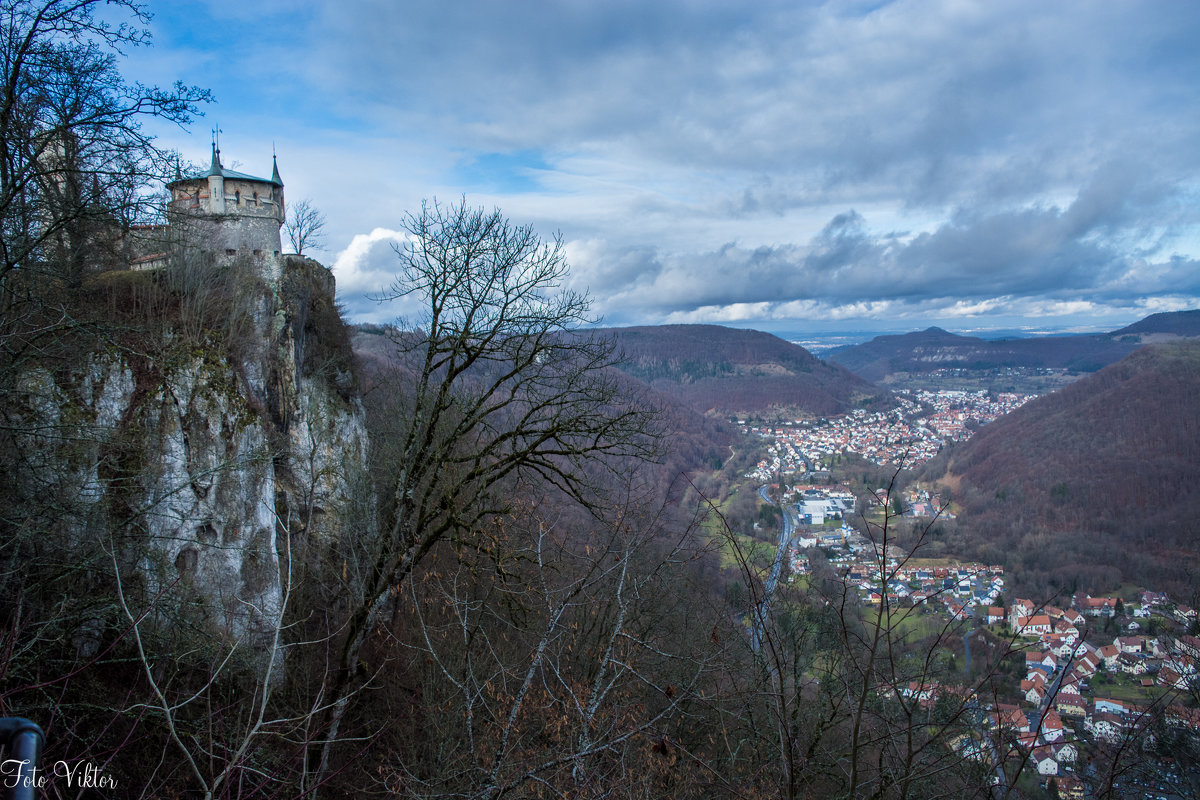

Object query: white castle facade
[161,144,287,281]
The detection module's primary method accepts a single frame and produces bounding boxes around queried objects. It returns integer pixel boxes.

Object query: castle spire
[208,142,223,177]
[207,126,224,176]
[271,152,282,186]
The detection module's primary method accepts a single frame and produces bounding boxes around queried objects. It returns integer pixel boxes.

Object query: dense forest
[924,340,1200,602]
[603,324,889,417]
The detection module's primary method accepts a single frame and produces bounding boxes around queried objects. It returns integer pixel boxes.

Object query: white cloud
[135,0,1200,332]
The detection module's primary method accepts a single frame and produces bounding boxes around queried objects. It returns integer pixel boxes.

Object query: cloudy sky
[125,0,1200,337]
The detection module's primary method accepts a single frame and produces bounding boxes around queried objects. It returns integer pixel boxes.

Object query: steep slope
[352,324,737,479]
[1110,308,1200,340]
[600,324,889,417]
[5,257,368,640]
[928,340,1200,598]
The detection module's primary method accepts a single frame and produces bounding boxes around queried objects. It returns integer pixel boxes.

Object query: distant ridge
[600,324,889,417]
[1111,308,1200,338]
[350,324,736,480]
[827,309,1200,383]
[926,339,1200,598]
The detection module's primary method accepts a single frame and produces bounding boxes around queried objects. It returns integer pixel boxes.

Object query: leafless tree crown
[283,197,325,255]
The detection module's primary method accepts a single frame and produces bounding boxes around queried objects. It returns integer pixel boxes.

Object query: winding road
[751,486,794,653]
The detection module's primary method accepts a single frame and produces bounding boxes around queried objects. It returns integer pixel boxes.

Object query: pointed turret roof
[206,143,223,177]
[167,145,283,188]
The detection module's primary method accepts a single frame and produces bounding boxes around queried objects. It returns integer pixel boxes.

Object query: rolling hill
[1111,308,1200,340]
[600,324,890,418]
[925,339,1200,600]
[827,309,1200,384]
[351,324,737,477]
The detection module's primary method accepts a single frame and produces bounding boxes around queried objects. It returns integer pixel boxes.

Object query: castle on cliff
[131,143,287,280]
[165,143,286,278]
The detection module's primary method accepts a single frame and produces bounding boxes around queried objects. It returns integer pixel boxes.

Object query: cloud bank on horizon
[140,0,1200,333]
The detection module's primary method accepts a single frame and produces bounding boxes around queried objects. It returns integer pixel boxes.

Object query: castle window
[235,190,240,205]
[252,192,258,205]
[253,249,263,257]
[225,249,237,256]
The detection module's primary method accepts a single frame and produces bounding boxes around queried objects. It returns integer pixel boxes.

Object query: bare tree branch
[284,197,325,255]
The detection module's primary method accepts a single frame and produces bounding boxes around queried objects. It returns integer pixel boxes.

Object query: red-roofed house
[1087,712,1124,743]
[1055,693,1088,719]
[1075,650,1100,677]
[1044,634,1075,659]
[1177,634,1200,659]
[1038,709,1065,742]
[1115,636,1143,654]
[1097,644,1120,669]
[1014,615,1052,636]
[1075,595,1117,617]
[1022,677,1046,705]
[901,681,937,707]
[1052,741,1077,764]
[1025,650,1056,669]
[1163,704,1200,732]
[991,704,1029,736]
[1032,746,1058,775]
[1057,775,1085,800]
[1158,666,1188,690]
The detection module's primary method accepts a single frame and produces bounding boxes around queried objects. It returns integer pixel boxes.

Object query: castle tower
[166,144,286,281]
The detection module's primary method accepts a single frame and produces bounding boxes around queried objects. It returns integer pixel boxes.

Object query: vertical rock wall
[9,257,368,643]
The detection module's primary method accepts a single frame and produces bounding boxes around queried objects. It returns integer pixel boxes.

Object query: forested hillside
[603,324,889,417]
[828,326,1138,383]
[1111,308,1200,339]
[827,310,1200,384]
[927,340,1200,600]
[354,324,737,478]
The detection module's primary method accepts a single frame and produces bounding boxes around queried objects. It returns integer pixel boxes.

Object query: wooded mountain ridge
[353,324,737,477]
[826,309,1200,383]
[923,338,1200,601]
[597,324,890,418]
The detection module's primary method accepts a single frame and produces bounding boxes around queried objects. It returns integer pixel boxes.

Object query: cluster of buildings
[792,485,857,525]
[847,561,1005,612]
[787,524,1006,613]
[910,389,1032,439]
[742,389,1036,479]
[781,513,1198,792]
[986,596,1200,786]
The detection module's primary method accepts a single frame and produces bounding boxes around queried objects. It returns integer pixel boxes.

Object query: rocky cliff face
[9,256,368,643]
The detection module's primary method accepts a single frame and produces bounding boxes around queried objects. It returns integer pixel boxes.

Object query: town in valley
[733,389,1199,799]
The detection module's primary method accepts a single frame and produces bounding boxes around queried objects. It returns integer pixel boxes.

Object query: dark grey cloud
[159,0,1200,330]
[310,1,1200,210]
[582,167,1200,323]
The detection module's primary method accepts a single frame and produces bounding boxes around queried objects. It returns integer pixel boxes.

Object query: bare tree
[700,468,1040,800]
[363,471,719,799]
[0,0,209,288]
[310,198,660,786]
[284,197,326,255]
